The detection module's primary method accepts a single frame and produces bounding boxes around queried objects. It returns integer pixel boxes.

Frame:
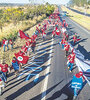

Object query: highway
[67,7,90,17]
[0,6,90,100]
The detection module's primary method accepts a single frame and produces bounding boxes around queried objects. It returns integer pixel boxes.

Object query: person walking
[64,41,70,57]
[2,38,9,52]
[11,57,20,76]
[67,52,75,72]
[0,60,10,77]
[71,71,85,100]
[31,40,36,53]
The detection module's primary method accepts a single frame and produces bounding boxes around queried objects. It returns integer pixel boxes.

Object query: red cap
[75,71,83,78]
[79,71,83,76]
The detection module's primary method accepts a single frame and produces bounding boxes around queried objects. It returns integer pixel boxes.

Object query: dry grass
[72,6,90,14]
[0,15,47,65]
[61,6,90,30]
[0,14,46,41]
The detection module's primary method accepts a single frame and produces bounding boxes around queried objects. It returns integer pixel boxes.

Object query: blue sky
[0,0,70,4]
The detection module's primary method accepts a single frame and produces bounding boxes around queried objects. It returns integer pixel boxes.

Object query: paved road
[60,6,90,60]
[0,6,90,100]
[45,36,74,100]
[67,7,90,17]
[42,6,90,100]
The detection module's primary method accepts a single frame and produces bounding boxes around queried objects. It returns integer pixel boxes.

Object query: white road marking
[67,17,90,35]
[41,35,54,100]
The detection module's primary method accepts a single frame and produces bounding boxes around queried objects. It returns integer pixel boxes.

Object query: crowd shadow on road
[30,80,74,100]
[46,81,73,100]
[4,50,53,92]
[77,44,90,60]
[74,38,88,46]
[3,35,54,99]
[5,71,51,100]
[77,80,87,97]
[69,38,88,47]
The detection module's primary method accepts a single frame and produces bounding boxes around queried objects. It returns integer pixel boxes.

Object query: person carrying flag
[65,33,69,41]
[61,27,66,34]
[67,51,75,72]
[0,60,10,77]
[41,29,46,41]
[61,38,66,49]
[11,57,20,76]
[62,20,66,27]
[71,71,85,100]
[0,70,7,95]
[26,40,31,55]
[64,41,70,57]
[31,40,36,53]
[55,27,61,36]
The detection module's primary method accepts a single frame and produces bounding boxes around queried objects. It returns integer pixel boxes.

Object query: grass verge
[0,14,47,65]
[61,6,90,30]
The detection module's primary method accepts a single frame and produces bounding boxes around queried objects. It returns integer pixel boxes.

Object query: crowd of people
[2,38,13,52]
[48,9,85,99]
[0,7,86,99]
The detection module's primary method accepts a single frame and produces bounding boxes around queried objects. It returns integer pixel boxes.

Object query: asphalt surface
[45,36,74,100]
[67,7,90,17]
[42,6,90,100]
[0,23,55,100]
[60,6,90,60]
[0,6,90,100]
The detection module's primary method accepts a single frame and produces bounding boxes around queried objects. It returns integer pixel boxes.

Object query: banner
[69,43,84,60]
[15,53,29,64]
[75,57,90,85]
[19,30,31,40]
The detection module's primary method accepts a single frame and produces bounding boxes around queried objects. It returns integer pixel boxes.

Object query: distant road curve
[67,7,90,17]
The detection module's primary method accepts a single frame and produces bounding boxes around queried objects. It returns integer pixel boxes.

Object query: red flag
[31,34,37,41]
[19,30,31,40]
[55,27,61,36]
[15,53,29,64]
[77,38,81,41]
[36,26,40,33]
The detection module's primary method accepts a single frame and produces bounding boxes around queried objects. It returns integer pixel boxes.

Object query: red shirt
[73,36,77,42]
[26,41,30,47]
[75,73,85,80]
[42,32,46,36]
[61,39,66,44]
[2,40,5,44]
[0,64,8,72]
[9,40,13,44]
[64,44,70,51]
[68,54,75,63]
[31,41,36,47]
[66,34,69,38]
[65,23,68,27]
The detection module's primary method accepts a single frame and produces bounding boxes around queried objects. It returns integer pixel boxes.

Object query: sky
[0,0,70,4]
